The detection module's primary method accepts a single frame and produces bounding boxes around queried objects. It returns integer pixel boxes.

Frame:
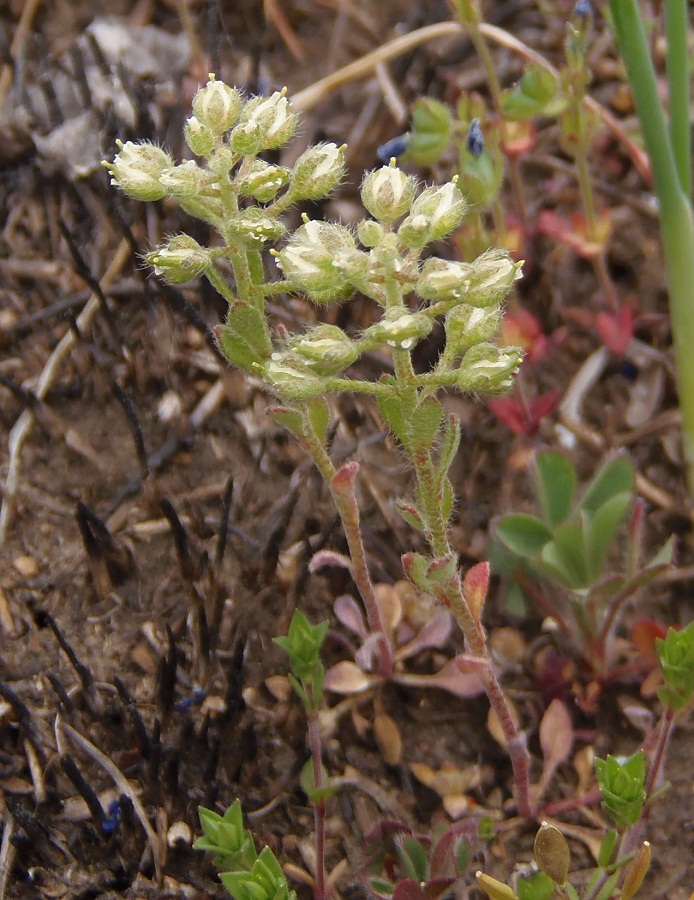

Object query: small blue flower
[102,798,121,834]
[466,119,484,157]
[572,0,593,21]
[377,133,411,164]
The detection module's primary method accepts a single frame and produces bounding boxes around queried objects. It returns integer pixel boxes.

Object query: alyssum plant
[106,77,530,823]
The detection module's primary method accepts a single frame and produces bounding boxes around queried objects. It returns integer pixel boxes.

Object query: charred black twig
[60,754,108,832]
[113,677,151,760]
[147,719,162,786]
[75,501,132,589]
[46,672,75,717]
[4,797,66,867]
[111,382,149,480]
[40,609,103,716]
[160,498,199,583]
[262,486,300,585]
[57,218,117,336]
[215,476,234,573]
[0,680,45,767]
[223,638,246,727]
[157,625,178,716]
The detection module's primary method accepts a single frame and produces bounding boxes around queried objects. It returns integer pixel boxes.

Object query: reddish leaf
[595,307,634,354]
[396,612,452,661]
[392,879,427,900]
[488,390,561,436]
[629,618,668,661]
[334,594,367,639]
[463,562,489,621]
[537,208,611,258]
[324,661,377,694]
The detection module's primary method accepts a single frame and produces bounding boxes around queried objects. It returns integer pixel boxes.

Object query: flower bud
[184,116,216,157]
[146,235,211,284]
[289,143,346,200]
[226,208,286,245]
[445,305,502,354]
[416,257,473,305]
[361,308,433,351]
[275,221,355,303]
[159,160,211,202]
[399,181,467,247]
[240,89,297,150]
[105,140,172,201]
[192,77,243,135]
[237,160,291,202]
[228,121,262,155]
[263,358,325,402]
[361,163,417,223]
[288,325,359,375]
[457,343,522,394]
[358,219,384,247]
[417,250,521,308]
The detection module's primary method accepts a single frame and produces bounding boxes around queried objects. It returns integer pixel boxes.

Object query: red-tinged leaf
[595,307,634,355]
[539,698,573,770]
[630,619,668,661]
[396,612,452,661]
[324,661,377,694]
[423,878,457,899]
[392,878,427,900]
[396,655,485,698]
[310,549,353,573]
[488,396,529,435]
[454,654,488,675]
[537,208,611,257]
[530,390,562,421]
[334,594,367,638]
[463,562,489,621]
[331,460,360,496]
[499,308,548,363]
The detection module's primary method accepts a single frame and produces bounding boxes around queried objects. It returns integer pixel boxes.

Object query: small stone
[13,555,38,577]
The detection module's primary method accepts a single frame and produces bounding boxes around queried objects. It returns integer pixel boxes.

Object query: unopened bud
[241,89,297,150]
[398,181,467,247]
[445,305,502,354]
[192,77,243,135]
[358,220,384,247]
[289,325,359,375]
[289,143,346,200]
[184,116,216,156]
[228,121,262,155]
[237,160,291,202]
[105,140,172,201]
[361,308,433,351]
[146,235,211,284]
[275,220,355,302]
[263,358,325,402]
[457,343,522,394]
[159,160,211,201]
[227,209,286,245]
[361,162,417,223]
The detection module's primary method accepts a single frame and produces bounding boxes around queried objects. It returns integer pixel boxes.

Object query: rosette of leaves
[491,450,674,671]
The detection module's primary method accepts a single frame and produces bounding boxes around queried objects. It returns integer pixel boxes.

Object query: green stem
[664,0,691,197]
[610,0,694,499]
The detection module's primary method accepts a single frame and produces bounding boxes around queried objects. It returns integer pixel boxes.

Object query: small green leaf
[516,871,555,900]
[583,491,631,581]
[541,523,588,589]
[396,498,427,532]
[436,414,462,479]
[266,405,306,441]
[306,397,330,444]
[581,455,634,515]
[406,397,445,451]
[407,97,452,165]
[534,451,575,527]
[595,751,646,828]
[398,837,429,883]
[495,514,553,558]
[378,394,410,449]
[500,66,564,120]
[299,758,338,803]
[597,828,618,868]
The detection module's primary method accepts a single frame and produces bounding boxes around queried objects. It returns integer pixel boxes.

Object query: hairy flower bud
[263,358,325,402]
[146,235,211,284]
[159,160,211,201]
[228,121,262,155]
[289,143,346,200]
[358,219,384,247]
[361,163,417,223]
[416,258,473,305]
[240,89,297,150]
[288,325,359,375]
[237,160,291,202]
[398,181,467,247]
[192,77,243,135]
[275,221,355,303]
[417,250,520,308]
[105,140,172,201]
[226,208,286,245]
[361,308,433,351]
[457,343,522,394]
[445,304,502,354]
[184,116,216,157]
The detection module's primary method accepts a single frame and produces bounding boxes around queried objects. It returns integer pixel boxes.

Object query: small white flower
[192,77,243,135]
[361,163,417,223]
[289,143,346,200]
[105,141,172,201]
[242,90,297,150]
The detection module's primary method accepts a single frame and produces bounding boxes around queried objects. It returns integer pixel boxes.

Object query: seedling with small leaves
[492,450,674,674]
[194,801,296,900]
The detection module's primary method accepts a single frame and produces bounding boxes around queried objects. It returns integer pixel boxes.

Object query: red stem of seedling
[307,707,327,900]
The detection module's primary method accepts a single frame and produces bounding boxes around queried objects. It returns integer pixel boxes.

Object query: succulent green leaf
[656,621,694,709]
[581,455,634,515]
[495,514,553,558]
[500,66,565,120]
[534,451,575,527]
